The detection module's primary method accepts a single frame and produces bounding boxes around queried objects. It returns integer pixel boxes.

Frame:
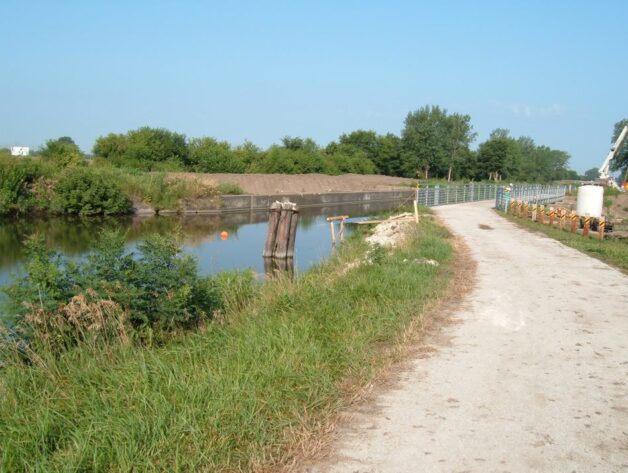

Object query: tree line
[9,106,627,182]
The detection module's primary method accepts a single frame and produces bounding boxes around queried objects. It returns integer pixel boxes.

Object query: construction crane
[598,125,627,191]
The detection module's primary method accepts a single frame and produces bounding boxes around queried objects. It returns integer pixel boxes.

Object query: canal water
[0,200,403,291]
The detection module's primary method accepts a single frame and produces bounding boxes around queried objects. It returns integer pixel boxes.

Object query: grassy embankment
[502,212,628,274]
[0,212,457,471]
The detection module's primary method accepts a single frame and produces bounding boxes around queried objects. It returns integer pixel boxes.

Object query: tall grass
[0,217,454,471]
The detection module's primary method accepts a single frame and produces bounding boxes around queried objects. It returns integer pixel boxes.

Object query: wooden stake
[583,213,590,237]
[559,208,565,231]
[329,221,336,244]
[413,200,419,223]
[549,207,555,226]
[286,206,299,258]
[273,203,294,259]
[570,211,577,233]
[263,202,282,257]
[598,217,605,241]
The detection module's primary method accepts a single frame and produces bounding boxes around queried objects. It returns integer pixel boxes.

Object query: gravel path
[305,201,628,473]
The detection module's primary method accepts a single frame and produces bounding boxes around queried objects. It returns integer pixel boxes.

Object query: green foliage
[188,137,246,173]
[93,127,188,171]
[40,136,85,168]
[476,129,521,181]
[610,118,628,175]
[583,167,599,181]
[34,107,584,181]
[120,172,189,210]
[52,168,132,215]
[3,231,221,350]
[401,105,476,180]
[0,156,51,215]
[0,216,454,471]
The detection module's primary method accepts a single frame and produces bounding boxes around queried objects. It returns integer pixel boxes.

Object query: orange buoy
[220,231,229,241]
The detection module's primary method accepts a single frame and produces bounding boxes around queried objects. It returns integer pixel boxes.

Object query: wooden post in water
[274,202,296,259]
[286,205,299,258]
[263,201,299,260]
[263,202,282,257]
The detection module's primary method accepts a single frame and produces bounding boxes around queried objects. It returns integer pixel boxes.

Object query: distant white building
[10,146,30,156]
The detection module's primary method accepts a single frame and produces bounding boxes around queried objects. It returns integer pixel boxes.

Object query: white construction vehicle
[598,124,627,191]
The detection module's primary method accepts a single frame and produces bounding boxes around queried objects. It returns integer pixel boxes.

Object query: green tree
[444,113,476,181]
[476,129,521,181]
[281,136,319,153]
[583,167,599,180]
[234,140,263,171]
[188,137,245,173]
[400,105,475,179]
[610,118,628,177]
[93,133,128,161]
[40,136,85,168]
[92,127,188,170]
[401,105,449,179]
[325,143,376,175]
[335,130,402,176]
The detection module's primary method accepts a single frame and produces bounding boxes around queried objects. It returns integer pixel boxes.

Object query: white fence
[495,185,567,211]
[415,183,498,207]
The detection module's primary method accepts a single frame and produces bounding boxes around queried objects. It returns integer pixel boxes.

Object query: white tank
[576,185,604,218]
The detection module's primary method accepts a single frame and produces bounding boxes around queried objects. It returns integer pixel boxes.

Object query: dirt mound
[170,173,416,195]
[366,213,415,247]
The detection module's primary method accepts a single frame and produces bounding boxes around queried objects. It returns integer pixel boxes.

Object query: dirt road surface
[305,201,628,473]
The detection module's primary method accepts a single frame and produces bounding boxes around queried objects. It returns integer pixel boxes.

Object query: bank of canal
[0,200,405,290]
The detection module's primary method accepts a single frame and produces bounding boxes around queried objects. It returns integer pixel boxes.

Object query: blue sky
[1,0,627,173]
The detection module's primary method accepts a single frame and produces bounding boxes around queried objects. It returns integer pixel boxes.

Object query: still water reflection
[0,201,401,288]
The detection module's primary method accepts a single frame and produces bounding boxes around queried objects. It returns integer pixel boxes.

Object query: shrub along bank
[0,211,456,471]
[0,154,240,217]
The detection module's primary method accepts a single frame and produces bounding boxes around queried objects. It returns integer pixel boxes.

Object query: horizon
[1,1,627,174]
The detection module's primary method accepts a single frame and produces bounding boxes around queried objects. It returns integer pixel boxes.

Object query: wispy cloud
[496,102,564,118]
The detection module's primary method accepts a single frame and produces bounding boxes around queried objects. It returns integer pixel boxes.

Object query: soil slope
[171,173,417,195]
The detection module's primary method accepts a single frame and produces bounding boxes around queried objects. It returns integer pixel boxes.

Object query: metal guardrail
[495,185,567,211]
[415,183,498,207]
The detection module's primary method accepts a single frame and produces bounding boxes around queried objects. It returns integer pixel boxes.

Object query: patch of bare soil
[365,213,415,247]
[170,173,417,195]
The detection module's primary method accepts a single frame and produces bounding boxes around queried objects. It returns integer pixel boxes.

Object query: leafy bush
[93,128,188,171]
[3,231,222,351]
[0,157,50,215]
[40,136,85,168]
[188,137,246,173]
[52,168,132,215]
